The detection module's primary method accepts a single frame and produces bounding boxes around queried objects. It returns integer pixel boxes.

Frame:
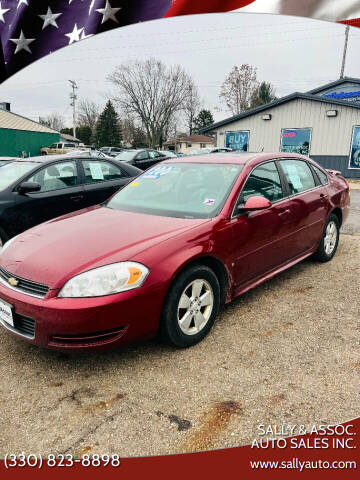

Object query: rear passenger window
[83,161,125,184]
[280,160,316,195]
[242,161,283,203]
[312,165,329,185]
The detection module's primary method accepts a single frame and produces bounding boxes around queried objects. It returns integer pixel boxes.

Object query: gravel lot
[0,194,359,458]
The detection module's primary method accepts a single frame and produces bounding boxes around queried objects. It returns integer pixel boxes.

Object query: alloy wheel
[177,279,214,336]
[324,220,338,255]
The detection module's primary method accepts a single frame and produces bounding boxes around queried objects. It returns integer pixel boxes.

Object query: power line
[71,23,342,53]
[44,31,346,64]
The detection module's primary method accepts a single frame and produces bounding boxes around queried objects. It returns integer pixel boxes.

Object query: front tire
[313,214,340,262]
[160,265,220,348]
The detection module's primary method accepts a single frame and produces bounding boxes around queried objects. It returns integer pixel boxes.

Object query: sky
[0,12,359,127]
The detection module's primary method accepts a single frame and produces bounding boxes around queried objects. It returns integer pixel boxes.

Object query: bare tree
[39,112,65,132]
[184,81,201,135]
[109,58,195,148]
[77,98,100,133]
[220,64,259,115]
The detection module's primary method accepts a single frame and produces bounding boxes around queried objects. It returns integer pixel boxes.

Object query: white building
[202,77,360,179]
[163,134,215,154]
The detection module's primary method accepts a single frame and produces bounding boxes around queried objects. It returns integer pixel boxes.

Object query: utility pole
[340,25,350,79]
[69,80,78,138]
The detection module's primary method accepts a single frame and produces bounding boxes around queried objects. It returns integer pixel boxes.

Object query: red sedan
[0,153,350,351]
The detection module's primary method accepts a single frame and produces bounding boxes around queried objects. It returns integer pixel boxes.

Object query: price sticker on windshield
[142,165,174,180]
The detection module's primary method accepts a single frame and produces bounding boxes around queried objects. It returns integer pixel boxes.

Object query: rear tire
[0,227,8,249]
[160,265,220,348]
[313,214,340,262]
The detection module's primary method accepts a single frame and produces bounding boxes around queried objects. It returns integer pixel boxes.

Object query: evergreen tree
[250,82,277,109]
[95,100,122,148]
[193,109,214,133]
[76,126,92,145]
[60,126,93,145]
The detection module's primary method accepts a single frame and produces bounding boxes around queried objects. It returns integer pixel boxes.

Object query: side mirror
[240,196,272,212]
[18,181,41,194]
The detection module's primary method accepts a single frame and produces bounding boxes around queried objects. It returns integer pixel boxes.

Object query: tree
[220,64,259,115]
[77,99,100,134]
[193,109,214,133]
[184,82,201,135]
[60,126,93,145]
[250,81,277,108]
[95,100,122,148]
[121,117,148,148]
[109,58,194,148]
[76,125,93,145]
[39,112,65,131]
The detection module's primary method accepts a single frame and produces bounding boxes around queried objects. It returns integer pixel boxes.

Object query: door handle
[70,195,83,202]
[320,193,328,201]
[278,209,291,217]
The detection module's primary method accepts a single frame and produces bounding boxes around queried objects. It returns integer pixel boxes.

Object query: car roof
[4,153,114,164]
[163,152,310,165]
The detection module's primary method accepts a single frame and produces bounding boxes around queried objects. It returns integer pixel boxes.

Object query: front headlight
[58,262,149,298]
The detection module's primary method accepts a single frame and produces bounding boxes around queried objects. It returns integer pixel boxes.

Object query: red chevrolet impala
[0,153,350,351]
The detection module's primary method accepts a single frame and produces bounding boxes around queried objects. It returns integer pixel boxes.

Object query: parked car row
[0,154,141,247]
[0,151,350,353]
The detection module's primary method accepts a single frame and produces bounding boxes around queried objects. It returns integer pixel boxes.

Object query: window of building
[280,128,311,156]
[349,126,360,169]
[225,131,249,152]
[187,143,192,148]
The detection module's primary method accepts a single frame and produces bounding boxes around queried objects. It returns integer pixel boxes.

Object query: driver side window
[242,161,283,203]
[27,161,78,192]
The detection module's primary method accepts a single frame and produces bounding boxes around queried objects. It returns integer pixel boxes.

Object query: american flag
[0,0,172,82]
[0,0,359,84]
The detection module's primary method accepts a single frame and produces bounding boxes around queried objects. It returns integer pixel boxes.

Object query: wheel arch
[330,207,343,227]
[170,254,230,305]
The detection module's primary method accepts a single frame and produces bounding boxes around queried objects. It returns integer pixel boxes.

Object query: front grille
[14,314,36,338]
[0,267,49,298]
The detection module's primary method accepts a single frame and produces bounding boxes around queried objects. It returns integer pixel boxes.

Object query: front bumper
[0,281,165,352]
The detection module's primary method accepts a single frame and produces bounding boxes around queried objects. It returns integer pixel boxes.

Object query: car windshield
[107,163,243,219]
[115,151,136,161]
[0,162,35,191]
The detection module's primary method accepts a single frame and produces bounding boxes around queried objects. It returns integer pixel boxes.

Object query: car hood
[0,206,209,289]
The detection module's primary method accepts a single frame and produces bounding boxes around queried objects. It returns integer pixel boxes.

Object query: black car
[115,149,170,170]
[0,154,141,247]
